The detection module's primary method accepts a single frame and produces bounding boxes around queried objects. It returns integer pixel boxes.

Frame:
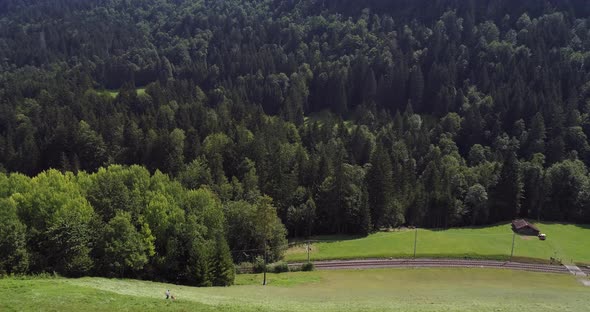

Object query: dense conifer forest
[2,0,590,283]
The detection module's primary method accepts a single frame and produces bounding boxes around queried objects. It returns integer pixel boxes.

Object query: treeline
[0,165,287,284]
[2,0,590,240]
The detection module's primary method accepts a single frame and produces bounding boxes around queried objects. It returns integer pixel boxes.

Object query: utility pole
[413,227,418,259]
[263,240,267,285]
[307,240,311,263]
[510,231,516,262]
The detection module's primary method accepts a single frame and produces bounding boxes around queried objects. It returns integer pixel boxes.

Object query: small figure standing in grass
[165,289,170,299]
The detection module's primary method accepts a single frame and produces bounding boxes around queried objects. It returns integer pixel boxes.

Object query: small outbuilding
[512,219,540,236]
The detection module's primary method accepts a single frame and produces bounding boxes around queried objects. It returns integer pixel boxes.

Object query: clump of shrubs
[272,262,290,273]
[301,262,315,271]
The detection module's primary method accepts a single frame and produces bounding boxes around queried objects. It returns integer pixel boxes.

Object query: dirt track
[289,259,569,274]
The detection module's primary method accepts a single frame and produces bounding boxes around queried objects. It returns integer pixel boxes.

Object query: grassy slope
[286,223,590,264]
[1,269,588,312]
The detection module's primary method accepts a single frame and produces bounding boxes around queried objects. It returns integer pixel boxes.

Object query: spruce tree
[489,153,522,222]
[367,145,397,229]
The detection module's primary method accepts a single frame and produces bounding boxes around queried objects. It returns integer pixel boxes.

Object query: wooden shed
[511,219,540,236]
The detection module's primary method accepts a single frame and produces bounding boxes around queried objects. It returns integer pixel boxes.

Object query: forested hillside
[2,0,590,279]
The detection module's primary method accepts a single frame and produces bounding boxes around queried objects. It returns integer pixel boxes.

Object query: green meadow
[1,269,588,312]
[286,223,590,264]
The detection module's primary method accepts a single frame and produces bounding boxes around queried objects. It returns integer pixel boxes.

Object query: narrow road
[289,259,569,274]
[564,264,588,277]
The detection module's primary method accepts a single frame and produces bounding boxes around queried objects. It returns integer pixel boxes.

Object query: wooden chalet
[511,219,540,236]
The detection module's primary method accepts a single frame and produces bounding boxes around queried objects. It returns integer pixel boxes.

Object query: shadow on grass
[427,222,512,232]
[290,234,365,245]
[289,222,515,245]
[388,221,590,234]
[494,220,590,231]
[292,222,589,241]
[575,223,590,230]
[535,221,590,230]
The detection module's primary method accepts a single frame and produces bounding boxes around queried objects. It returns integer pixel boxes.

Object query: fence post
[510,232,516,262]
[413,227,418,259]
[263,241,267,285]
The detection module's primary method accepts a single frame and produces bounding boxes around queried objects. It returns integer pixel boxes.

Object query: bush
[272,262,289,273]
[252,256,267,274]
[301,262,315,271]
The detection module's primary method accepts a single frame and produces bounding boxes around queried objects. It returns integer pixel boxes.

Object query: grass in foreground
[1,269,588,312]
[285,223,590,264]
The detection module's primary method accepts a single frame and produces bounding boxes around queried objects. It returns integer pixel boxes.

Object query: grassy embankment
[1,269,588,312]
[285,223,590,264]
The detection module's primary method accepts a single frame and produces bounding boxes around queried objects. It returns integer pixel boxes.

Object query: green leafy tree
[12,170,89,271]
[178,157,213,190]
[543,159,589,221]
[46,197,95,276]
[101,212,155,277]
[85,166,132,222]
[0,198,29,274]
[254,196,288,262]
[75,120,107,171]
[464,184,489,225]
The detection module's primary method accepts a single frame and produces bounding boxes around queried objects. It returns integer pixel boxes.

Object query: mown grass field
[285,223,590,264]
[1,269,588,312]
